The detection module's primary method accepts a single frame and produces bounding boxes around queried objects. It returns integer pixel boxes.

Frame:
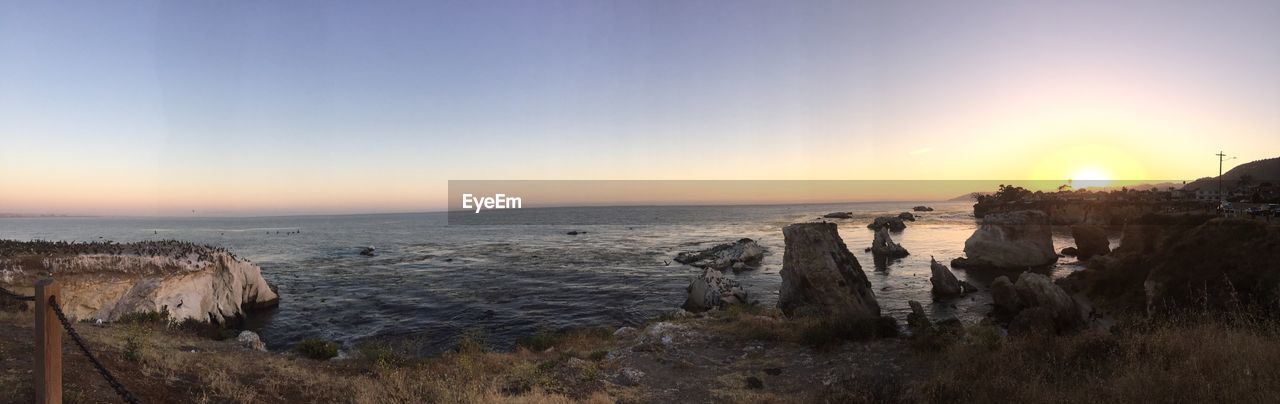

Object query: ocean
[0,202,1100,354]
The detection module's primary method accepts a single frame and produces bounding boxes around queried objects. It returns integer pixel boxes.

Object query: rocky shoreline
[0,240,279,325]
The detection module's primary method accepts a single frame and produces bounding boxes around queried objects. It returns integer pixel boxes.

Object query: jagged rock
[359,246,377,256]
[823,212,854,219]
[237,330,266,351]
[674,238,765,271]
[1011,273,1082,333]
[867,216,907,232]
[929,257,964,297]
[898,212,916,221]
[566,230,587,236]
[913,206,935,212]
[1060,247,1078,256]
[0,243,279,324]
[682,268,748,312]
[1070,225,1110,260]
[989,275,1023,313]
[907,300,933,331]
[871,227,910,258]
[778,223,881,319]
[955,210,1056,270]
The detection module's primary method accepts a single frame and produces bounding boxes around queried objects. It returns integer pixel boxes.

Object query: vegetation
[293,338,340,360]
[702,305,898,349]
[917,315,1280,403]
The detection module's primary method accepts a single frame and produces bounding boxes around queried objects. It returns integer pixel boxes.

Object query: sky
[1,0,1278,215]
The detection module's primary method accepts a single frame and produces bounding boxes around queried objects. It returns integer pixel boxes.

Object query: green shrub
[588,350,608,361]
[294,338,340,360]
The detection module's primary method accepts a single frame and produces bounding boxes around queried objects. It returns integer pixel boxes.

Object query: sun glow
[1031,144,1148,184]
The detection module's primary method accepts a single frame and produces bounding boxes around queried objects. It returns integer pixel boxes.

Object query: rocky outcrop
[674,238,765,272]
[1060,247,1078,256]
[359,246,377,256]
[682,268,748,312]
[867,216,907,232]
[898,212,916,222]
[994,273,1091,335]
[823,212,854,219]
[913,206,934,212]
[0,241,279,325]
[1139,219,1280,315]
[870,227,909,258]
[953,210,1056,270]
[989,276,1022,313]
[237,330,267,351]
[929,257,973,297]
[1070,225,1110,260]
[778,223,880,319]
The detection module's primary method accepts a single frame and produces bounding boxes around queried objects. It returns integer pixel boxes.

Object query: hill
[1184,157,1280,190]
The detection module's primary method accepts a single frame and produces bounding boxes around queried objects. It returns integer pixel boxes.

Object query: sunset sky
[2,1,1278,215]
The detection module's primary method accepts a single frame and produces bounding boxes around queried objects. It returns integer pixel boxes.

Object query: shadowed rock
[778,222,880,319]
[1070,225,1110,260]
[871,227,910,259]
[867,216,907,232]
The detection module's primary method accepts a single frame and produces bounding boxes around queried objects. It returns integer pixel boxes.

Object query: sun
[1071,166,1111,181]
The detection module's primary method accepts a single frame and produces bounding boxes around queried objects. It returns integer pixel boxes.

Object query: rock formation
[870,227,909,259]
[777,223,880,319]
[1070,225,1110,260]
[989,276,1022,313]
[953,210,1056,270]
[867,216,907,232]
[682,268,748,312]
[993,273,1091,335]
[823,212,854,219]
[0,240,279,325]
[898,212,916,222]
[674,238,765,272]
[912,206,934,212]
[929,257,971,297]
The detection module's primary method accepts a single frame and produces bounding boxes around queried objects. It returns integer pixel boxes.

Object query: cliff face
[977,201,1210,226]
[1,247,279,324]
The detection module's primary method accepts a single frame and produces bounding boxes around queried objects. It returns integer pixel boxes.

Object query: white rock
[236,330,266,351]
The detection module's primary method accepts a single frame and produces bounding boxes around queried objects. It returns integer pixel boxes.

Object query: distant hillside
[1184,157,1280,190]
[946,192,989,202]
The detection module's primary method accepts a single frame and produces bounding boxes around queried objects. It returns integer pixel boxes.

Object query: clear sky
[2,0,1277,215]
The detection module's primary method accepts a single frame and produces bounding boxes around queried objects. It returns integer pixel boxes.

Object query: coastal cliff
[974,200,1211,225]
[0,240,278,324]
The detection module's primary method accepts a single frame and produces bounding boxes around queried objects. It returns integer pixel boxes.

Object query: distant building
[1196,189,1221,201]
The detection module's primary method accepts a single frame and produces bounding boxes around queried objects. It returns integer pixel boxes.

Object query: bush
[800,316,899,349]
[294,339,339,360]
[117,310,170,326]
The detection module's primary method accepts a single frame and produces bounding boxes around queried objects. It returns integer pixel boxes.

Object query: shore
[5,304,1280,403]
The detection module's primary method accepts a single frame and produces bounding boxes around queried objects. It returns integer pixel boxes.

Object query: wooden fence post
[35,279,61,404]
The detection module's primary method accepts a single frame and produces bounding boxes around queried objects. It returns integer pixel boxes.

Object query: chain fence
[0,284,141,403]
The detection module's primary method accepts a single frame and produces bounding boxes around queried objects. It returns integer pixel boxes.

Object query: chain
[0,285,35,301]
[49,297,142,404]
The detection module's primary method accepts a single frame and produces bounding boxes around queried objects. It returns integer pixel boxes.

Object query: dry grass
[700,305,898,349]
[916,315,1280,403]
[0,308,631,404]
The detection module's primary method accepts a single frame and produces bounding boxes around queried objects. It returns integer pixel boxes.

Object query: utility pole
[1216,150,1235,204]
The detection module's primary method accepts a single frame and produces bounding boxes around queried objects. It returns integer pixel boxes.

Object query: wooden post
[35,279,61,404]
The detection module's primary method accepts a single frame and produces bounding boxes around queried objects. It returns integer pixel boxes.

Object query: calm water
[0,202,1099,354]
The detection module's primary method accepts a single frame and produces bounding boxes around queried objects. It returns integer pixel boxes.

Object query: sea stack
[777,222,880,319]
[953,210,1057,270]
